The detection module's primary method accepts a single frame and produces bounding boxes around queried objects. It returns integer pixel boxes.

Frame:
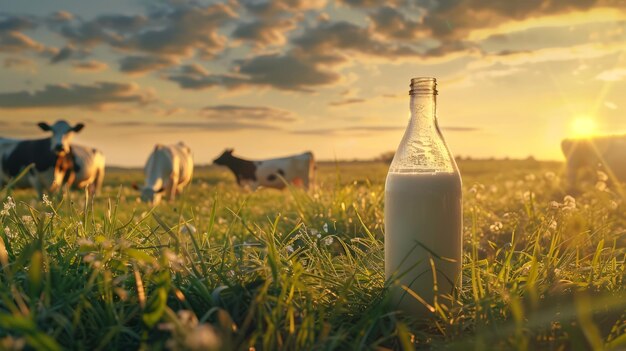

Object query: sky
[0,0,625,166]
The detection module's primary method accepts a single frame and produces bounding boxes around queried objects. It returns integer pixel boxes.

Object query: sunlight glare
[570,116,597,138]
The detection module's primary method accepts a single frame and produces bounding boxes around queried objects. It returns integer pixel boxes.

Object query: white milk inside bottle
[384,77,462,318]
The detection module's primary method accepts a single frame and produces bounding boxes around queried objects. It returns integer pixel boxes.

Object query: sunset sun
[570,116,597,138]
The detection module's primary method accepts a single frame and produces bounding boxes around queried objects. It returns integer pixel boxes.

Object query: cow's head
[213,148,234,166]
[133,183,166,205]
[38,120,84,155]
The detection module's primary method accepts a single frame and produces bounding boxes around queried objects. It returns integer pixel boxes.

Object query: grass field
[0,159,625,350]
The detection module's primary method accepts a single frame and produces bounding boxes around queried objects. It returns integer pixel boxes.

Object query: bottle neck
[388,77,456,174]
[409,93,437,127]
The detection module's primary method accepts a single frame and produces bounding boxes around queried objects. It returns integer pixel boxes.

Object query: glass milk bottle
[385,77,462,317]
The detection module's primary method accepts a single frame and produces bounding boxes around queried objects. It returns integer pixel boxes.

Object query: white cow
[561,135,626,184]
[65,145,106,196]
[134,142,194,204]
[213,149,315,190]
[0,120,83,197]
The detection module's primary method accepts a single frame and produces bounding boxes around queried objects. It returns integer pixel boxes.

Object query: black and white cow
[64,144,106,196]
[213,149,315,190]
[134,142,194,205]
[0,120,84,197]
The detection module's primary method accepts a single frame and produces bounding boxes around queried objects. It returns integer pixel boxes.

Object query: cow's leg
[29,174,43,199]
[302,173,310,191]
[94,167,105,196]
[168,176,178,202]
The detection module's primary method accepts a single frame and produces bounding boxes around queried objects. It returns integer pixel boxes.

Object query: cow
[0,120,84,197]
[133,142,193,205]
[213,149,315,190]
[561,135,626,185]
[63,144,106,196]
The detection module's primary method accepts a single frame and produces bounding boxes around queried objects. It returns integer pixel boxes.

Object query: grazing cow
[63,145,106,196]
[0,120,84,197]
[134,142,193,204]
[213,149,315,190]
[561,135,626,185]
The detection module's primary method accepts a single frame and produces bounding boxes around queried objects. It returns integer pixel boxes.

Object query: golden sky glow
[570,116,597,138]
[0,0,625,166]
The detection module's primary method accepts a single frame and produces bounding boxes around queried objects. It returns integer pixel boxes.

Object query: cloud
[156,121,280,131]
[329,98,366,106]
[200,105,297,122]
[292,125,479,135]
[470,41,626,70]
[57,14,148,46]
[419,0,606,40]
[293,20,419,58]
[119,55,179,75]
[234,50,341,91]
[107,119,281,132]
[232,18,296,47]
[48,45,90,64]
[0,81,156,110]
[3,56,35,70]
[368,6,423,40]
[596,68,626,81]
[72,60,108,72]
[241,0,327,16]
[338,0,406,8]
[48,11,74,23]
[0,15,36,32]
[123,3,237,58]
[166,64,247,90]
[0,31,45,53]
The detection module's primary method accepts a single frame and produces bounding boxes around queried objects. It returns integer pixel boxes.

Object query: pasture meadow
[0,159,625,350]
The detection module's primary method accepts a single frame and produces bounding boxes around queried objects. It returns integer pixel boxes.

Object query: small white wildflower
[285,245,294,254]
[21,215,34,225]
[609,201,619,210]
[309,228,319,237]
[489,221,503,233]
[323,236,334,246]
[544,171,556,181]
[595,181,607,192]
[549,201,560,209]
[597,171,608,182]
[1,197,15,216]
[45,212,53,218]
[164,249,185,271]
[553,268,562,277]
[563,195,576,210]
[77,238,94,247]
[42,194,52,207]
[322,223,329,233]
[549,220,557,230]
[523,191,533,201]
